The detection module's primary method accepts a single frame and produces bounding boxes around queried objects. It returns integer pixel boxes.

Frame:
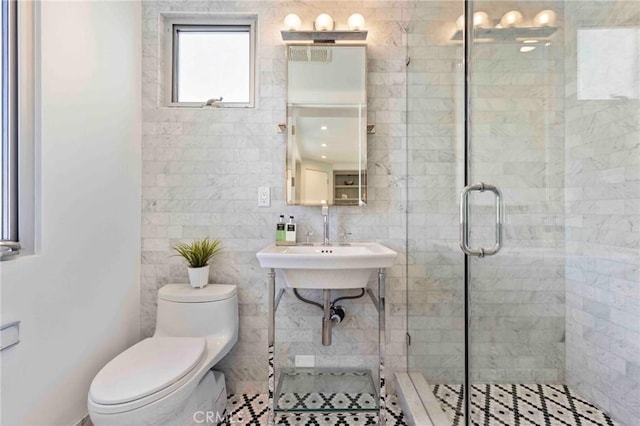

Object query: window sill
[163,102,255,109]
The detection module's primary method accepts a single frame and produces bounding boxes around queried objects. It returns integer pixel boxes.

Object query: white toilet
[88,284,238,426]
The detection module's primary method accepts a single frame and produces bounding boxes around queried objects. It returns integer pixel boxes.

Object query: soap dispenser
[285,216,297,245]
[276,215,286,245]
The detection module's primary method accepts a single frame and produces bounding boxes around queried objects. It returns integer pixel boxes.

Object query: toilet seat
[88,337,206,414]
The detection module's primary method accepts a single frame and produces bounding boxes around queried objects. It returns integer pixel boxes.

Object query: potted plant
[172,237,222,288]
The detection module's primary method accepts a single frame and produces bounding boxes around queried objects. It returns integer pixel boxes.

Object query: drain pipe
[292,288,357,346]
[322,289,332,346]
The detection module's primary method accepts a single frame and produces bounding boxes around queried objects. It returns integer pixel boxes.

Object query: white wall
[0,2,141,425]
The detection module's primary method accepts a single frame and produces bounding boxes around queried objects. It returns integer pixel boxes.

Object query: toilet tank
[154,284,238,340]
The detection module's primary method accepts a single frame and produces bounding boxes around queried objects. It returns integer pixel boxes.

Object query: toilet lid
[158,284,237,302]
[89,337,206,405]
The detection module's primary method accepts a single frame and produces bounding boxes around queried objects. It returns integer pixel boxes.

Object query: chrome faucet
[322,205,330,245]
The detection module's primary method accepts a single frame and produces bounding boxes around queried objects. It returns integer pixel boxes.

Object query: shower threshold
[275,368,379,413]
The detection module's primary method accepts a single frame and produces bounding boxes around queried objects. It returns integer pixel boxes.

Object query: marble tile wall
[563,2,640,424]
[141,0,409,394]
[140,2,639,421]
[406,0,566,384]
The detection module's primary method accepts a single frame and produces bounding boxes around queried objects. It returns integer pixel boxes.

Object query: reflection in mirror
[285,44,367,206]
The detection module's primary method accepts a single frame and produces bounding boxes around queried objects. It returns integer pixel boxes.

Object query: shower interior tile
[431,383,620,426]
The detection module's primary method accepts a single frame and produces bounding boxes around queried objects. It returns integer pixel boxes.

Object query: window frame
[163,15,256,108]
[1,0,20,259]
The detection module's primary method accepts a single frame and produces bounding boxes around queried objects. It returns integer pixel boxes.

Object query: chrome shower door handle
[459,182,503,257]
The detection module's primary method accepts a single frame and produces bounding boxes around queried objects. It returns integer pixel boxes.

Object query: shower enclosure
[406,1,639,425]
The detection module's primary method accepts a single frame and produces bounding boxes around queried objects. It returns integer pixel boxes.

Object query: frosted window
[175,28,251,103]
[578,28,640,100]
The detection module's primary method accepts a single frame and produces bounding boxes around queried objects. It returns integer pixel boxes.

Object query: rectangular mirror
[285,44,367,206]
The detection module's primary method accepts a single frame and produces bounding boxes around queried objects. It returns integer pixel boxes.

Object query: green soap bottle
[276,215,286,243]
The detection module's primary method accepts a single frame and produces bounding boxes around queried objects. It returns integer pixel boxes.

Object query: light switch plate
[258,186,270,207]
[295,355,315,368]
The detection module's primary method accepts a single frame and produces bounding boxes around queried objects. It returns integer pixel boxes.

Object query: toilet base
[89,370,227,426]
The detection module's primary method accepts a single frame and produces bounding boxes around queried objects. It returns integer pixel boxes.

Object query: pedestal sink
[256,242,397,289]
[258,242,397,423]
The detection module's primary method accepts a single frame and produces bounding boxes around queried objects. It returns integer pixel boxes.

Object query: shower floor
[432,383,618,426]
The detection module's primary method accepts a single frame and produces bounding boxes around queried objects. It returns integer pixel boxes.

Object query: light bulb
[456,12,491,31]
[533,10,556,27]
[283,14,302,31]
[347,13,365,31]
[520,46,537,53]
[500,10,523,28]
[314,13,334,31]
[473,11,491,29]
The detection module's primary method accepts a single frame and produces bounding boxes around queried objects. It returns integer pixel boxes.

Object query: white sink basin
[256,242,397,289]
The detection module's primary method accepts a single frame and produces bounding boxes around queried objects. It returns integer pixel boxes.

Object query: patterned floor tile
[277,392,378,411]
[221,393,407,425]
[431,383,619,426]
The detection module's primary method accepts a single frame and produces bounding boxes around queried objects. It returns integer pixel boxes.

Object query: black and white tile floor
[432,383,619,426]
[277,392,379,412]
[221,384,618,425]
[221,393,407,425]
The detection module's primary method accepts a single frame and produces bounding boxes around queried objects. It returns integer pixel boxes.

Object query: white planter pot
[187,265,210,288]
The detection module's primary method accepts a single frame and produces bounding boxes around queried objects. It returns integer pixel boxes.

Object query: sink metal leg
[268,268,276,425]
[378,268,387,425]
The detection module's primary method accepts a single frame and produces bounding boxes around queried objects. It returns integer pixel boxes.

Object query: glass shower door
[461,1,639,425]
[408,1,638,424]
[461,1,567,422]
[464,0,566,372]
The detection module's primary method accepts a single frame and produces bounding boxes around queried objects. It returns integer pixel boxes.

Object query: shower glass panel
[407,0,639,425]
[405,0,467,407]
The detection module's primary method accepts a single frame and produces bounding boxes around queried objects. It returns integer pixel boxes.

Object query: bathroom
[0,0,638,425]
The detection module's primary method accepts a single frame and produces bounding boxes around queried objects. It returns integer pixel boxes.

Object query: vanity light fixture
[450,10,558,42]
[281,13,367,42]
[283,14,302,31]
